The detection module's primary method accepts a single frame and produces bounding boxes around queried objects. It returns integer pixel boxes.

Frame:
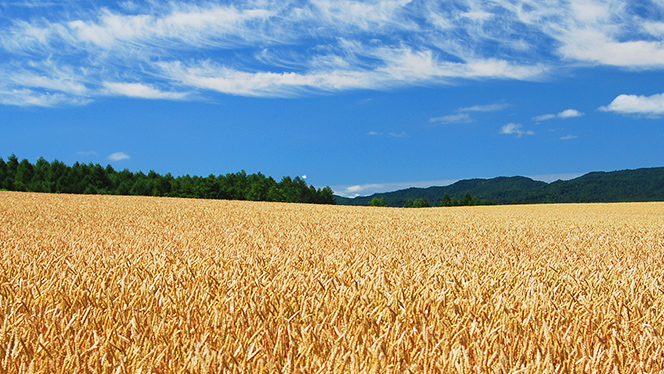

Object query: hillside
[335,167,664,207]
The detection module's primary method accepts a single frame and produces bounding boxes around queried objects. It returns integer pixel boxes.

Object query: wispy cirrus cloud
[458,103,510,112]
[430,102,508,124]
[2,3,279,53]
[103,82,187,99]
[367,130,408,138]
[388,131,408,138]
[0,0,663,106]
[429,113,473,124]
[0,88,91,107]
[159,50,544,97]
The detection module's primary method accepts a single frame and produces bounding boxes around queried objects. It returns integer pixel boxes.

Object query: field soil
[1,191,663,373]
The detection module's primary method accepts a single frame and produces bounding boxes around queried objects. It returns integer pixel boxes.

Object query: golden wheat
[1,191,663,373]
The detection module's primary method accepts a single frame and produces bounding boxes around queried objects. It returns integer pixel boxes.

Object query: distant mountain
[335,167,664,207]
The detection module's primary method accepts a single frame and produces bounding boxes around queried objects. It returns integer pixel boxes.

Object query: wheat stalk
[1,192,663,373]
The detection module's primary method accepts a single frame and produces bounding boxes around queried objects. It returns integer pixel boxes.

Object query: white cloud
[500,123,519,134]
[557,30,664,68]
[644,21,664,37]
[557,109,584,118]
[0,88,91,107]
[599,92,664,117]
[533,114,556,122]
[534,108,585,122]
[457,103,509,112]
[63,4,277,50]
[159,61,376,97]
[429,113,472,124]
[346,185,364,193]
[0,0,663,106]
[560,135,578,140]
[2,62,88,96]
[388,132,408,138]
[500,123,534,137]
[430,103,508,125]
[310,0,415,33]
[0,60,92,106]
[103,82,187,99]
[159,52,545,98]
[107,152,130,161]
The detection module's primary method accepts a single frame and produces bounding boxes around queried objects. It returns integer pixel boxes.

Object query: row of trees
[369,192,495,207]
[0,155,335,204]
[440,192,495,207]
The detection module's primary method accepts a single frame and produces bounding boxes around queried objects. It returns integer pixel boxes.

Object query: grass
[1,191,663,373]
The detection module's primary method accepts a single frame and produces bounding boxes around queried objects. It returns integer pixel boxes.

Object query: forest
[337,167,664,207]
[0,155,335,204]
[368,192,495,208]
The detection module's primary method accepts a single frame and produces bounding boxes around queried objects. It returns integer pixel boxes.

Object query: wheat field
[1,191,663,373]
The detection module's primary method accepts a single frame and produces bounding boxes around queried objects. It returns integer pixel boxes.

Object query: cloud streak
[458,104,510,112]
[430,102,508,124]
[0,0,663,106]
[103,82,188,99]
[429,113,473,124]
[533,109,585,122]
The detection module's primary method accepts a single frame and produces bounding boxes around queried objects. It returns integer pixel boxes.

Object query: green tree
[15,158,34,191]
[129,178,151,196]
[279,176,300,202]
[0,155,337,204]
[413,198,430,208]
[67,162,87,194]
[50,160,68,193]
[192,174,220,199]
[317,186,335,204]
[246,173,268,201]
[246,180,268,201]
[90,164,112,193]
[116,181,132,195]
[0,158,7,190]
[463,191,473,206]
[267,185,285,202]
[369,197,387,207]
[28,157,50,192]
[441,193,452,207]
[155,172,173,196]
[403,199,414,208]
[4,154,19,190]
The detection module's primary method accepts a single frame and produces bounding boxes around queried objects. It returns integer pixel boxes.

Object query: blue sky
[1,0,663,197]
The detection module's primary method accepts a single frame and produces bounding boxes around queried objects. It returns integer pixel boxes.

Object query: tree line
[0,155,335,204]
[368,192,494,207]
